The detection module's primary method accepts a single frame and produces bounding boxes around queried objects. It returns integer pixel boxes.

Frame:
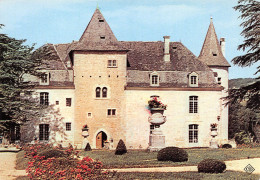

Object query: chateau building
[25,8,230,149]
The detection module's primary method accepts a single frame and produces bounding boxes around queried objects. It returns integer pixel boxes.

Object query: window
[189,72,198,87]
[96,87,101,98]
[189,124,198,143]
[107,109,116,116]
[191,76,197,85]
[150,72,159,86]
[66,122,71,131]
[217,77,221,85]
[99,19,104,22]
[66,98,72,107]
[40,73,49,85]
[87,112,92,118]
[56,101,59,105]
[39,124,49,141]
[102,87,107,98]
[40,92,49,105]
[100,36,105,39]
[189,96,198,113]
[108,60,117,67]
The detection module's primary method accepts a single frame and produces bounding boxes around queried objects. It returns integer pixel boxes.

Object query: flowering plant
[82,124,88,130]
[148,97,167,110]
[210,123,218,128]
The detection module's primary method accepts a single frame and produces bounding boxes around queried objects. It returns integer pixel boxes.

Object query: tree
[229,0,260,110]
[0,24,43,141]
[115,139,127,155]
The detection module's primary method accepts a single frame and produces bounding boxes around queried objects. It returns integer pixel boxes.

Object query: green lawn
[79,147,260,168]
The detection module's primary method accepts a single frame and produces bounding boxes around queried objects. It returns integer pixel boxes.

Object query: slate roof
[198,18,230,67]
[36,8,226,89]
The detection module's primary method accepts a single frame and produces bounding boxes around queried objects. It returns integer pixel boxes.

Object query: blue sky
[0,0,258,79]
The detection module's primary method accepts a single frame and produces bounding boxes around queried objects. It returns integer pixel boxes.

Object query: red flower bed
[23,144,115,179]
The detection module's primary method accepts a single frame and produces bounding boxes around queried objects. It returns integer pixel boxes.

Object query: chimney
[220,37,225,57]
[163,36,170,62]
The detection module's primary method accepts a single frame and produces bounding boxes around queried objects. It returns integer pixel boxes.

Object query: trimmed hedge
[198,159,226,173]
[222,144,232,149]
[157,147,188,162]
[115,139,127,155]
[85,143,92,151]
[38,149,67,159]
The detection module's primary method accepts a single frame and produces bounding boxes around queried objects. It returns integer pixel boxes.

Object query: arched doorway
[96,131,107,149]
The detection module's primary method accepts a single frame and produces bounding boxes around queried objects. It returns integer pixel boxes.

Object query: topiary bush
[38,149,67,159]
[222,144,232,149]
[85,143,92,151]
[157,147,188,162]
[115,139,127,155]
[198,159,226,173]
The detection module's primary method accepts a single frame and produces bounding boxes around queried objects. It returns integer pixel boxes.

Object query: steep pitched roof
[121,41,211,71]
[79,8,117,43]
[198,18,230,67]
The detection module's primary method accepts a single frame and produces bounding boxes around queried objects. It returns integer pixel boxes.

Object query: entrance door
[96,131,108,149]
[96,132,102,149]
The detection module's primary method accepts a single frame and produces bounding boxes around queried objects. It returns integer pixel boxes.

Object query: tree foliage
[229,102,258,142]
[229,0,260,110]
[0,24,42,129]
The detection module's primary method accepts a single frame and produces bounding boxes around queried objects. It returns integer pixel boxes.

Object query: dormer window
[40,72,49,85]
[150,72,159,86]
[217,77,221,85]
[189,72,198,87]
[212,51,217,56]
[99,19,104,22]
[100,36,105,39]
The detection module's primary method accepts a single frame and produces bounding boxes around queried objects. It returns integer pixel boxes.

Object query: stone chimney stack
[163,36,170,62]
[220,37,225,57]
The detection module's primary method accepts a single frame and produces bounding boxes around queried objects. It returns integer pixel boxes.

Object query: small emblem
[244,164,255,174]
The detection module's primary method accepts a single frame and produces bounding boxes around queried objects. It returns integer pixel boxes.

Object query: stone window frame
[39,72,50,85]
[66,98,72,107]
[65,122,72,131]
[107,108,116,117]
[150,71,159,86]
[189,124,198,143]
[189,96,198,113]
[95,86,110,99]
[107,60,117,68]
[188,72,199,87]
[40,92,49,106]
[87,112,92,118]
[39,124,49,141]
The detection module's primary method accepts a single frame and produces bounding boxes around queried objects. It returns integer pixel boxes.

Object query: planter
[149,112,166,125]
[211,130,218,136]
[150,108,165,115]
[211,128,217,131]
[82,131,89,137]
[82,128,88,131]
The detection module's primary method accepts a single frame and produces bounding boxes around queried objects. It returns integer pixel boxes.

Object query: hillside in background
[229,78,259,89]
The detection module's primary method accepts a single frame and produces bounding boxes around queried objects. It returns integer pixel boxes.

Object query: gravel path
[110,158,260,175]
[0,152,27,180]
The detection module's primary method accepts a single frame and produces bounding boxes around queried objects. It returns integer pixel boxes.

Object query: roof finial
[96,1,99,10]
[210,16,213,23]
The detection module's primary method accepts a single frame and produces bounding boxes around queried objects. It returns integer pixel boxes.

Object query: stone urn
[210,126,218,148]
[81,126,89,149]
[148,108,167,151]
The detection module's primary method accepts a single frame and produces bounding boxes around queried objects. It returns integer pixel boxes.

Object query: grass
[79,147,260,168]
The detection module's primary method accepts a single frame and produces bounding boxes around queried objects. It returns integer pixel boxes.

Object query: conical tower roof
[79,8,117,43]
[198,18,230,67]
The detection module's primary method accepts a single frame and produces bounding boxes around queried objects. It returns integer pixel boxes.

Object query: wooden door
[96,132,102,149]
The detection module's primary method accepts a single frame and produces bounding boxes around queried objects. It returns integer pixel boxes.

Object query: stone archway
[96,131,107,149]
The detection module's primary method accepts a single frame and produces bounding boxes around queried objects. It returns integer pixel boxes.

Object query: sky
[0,0,258,79]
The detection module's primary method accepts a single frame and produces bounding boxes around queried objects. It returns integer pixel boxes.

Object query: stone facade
[25,8,231,149]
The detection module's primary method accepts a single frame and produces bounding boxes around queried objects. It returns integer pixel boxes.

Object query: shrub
[234,131,252,144]
[198,159,226,173]
[115,139,127,155]
[222,144,232,149]
[38,149,67,159]
[157,147,188,162]
[85,143,92,151]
